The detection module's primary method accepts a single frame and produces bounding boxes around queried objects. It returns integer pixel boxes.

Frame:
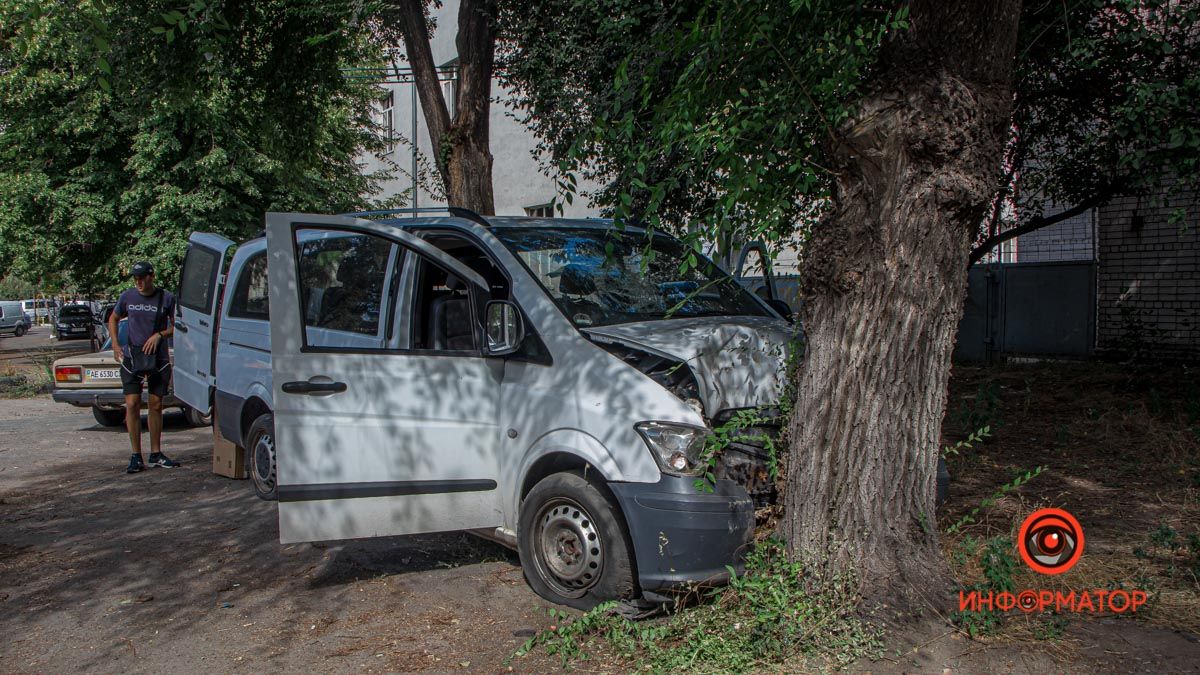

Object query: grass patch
[512,540,882,672]
[942,362,1200,636]
[0,357,52,398]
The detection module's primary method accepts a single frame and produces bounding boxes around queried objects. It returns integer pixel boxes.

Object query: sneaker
[126,454,145,474]
[148,452,180,468]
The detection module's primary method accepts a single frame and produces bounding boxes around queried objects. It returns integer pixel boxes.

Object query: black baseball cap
[131,261,155,278]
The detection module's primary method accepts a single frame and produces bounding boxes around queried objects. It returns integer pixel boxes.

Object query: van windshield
[493,227,770,328]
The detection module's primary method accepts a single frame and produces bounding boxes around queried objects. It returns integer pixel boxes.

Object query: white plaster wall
[358,1,603,218]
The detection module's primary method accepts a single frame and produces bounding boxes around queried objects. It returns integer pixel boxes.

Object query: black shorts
[120,360,172,398]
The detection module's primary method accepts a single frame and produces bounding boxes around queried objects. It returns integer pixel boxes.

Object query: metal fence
[953,261,1096,362]
[741,262,1096,363]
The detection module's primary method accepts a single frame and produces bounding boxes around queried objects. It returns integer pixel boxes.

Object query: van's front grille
[711,409,782,508]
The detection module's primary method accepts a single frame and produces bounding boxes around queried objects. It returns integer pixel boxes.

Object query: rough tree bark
[393,0,496,215]
[783,0,1022,611]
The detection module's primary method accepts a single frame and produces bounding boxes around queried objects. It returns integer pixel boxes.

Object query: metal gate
[954,261,1096,362]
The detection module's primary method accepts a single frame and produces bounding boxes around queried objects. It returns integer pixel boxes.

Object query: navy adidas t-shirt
[115,287,176,363]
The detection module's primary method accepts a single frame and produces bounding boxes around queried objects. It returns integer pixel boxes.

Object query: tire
[936,456,950,506]
[14,324,25,337]
[244,413,277,501]
[183,405,212,427]
[92,405,126,427]
[518,472,638,610]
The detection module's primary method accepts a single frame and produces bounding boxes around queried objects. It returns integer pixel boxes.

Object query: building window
[381,90,395,155]
[441,59,460,120]
[525,203,554,218]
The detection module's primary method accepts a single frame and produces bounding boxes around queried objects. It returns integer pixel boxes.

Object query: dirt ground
[1,359,1199,673]
[0,399,563,673]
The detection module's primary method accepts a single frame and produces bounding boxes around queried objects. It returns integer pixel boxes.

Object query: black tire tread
[517,471,638,610]
[245,413,277,501]
[92,405,125,427]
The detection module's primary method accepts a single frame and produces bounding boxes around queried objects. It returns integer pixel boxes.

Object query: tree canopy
[0,0,395,292]
[500,0,1200,264]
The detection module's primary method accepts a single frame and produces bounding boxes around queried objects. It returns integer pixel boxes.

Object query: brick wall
[1096,190,1200,359]
[1014,203,1095,262]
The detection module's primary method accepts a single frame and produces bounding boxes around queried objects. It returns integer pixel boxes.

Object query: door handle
[281,380,348,395]
[175,322,189,333]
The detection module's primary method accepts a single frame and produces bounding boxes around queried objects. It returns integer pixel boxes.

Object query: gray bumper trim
[608,475,755,594]
[52,388,182,408]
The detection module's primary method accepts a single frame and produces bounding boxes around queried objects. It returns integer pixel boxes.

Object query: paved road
[0,325,96,371]
[0,397,560,673]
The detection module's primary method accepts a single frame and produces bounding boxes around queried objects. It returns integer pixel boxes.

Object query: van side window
[228,252,270,320]
[179,245,220,313]
[409,256,477,352]
[406,232,518,355]
[296,230,397,349]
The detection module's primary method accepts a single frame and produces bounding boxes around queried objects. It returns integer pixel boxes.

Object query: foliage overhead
[0,0,396,292]
[500,0,903,260]
[1003,0,1200,230]
[500,0,1200,265]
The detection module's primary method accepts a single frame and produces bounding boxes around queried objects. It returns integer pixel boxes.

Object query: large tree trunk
[783,0,1022,612]
[393,0,496,215]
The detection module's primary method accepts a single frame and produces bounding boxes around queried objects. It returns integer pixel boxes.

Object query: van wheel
[92,405,125,427]
[936,456,950,506]
[518,472,637,610]
[245,413,277,501]
[183,405,212,427]
[14,324,25,337]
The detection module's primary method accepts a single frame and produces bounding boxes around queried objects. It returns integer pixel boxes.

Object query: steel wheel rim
[533,497,603,598]
[252,432,276,492]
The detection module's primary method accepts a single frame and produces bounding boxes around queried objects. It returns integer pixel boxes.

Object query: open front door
[174,232,235,413]
[264,213,505,544]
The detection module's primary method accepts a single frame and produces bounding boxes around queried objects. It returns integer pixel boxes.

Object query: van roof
[239,215,648,247]
[376,215,646,234]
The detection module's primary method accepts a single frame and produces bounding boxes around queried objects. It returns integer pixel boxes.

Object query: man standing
[109,262,180,473]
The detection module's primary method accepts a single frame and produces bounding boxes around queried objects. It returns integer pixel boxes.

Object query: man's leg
[147,393,163,454]
[145,367,179,467]
[125,392,143,456]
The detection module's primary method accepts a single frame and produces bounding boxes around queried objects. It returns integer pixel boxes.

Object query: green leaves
[502,0,901,260]
[1011,0,1200,232]
[0,0,394,291]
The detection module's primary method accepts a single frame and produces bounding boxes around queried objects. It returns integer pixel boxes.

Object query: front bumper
[52,388,181,408]
[54,327,93,339]
[608,475,755,598]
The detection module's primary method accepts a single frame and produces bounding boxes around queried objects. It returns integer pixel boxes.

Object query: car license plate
[86,368,120,380]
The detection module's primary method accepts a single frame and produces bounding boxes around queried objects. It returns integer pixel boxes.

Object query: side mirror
[485,300,525,357]
[766,298,794,323]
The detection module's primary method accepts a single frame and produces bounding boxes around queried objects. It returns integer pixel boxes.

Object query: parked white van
[176,210,797,609]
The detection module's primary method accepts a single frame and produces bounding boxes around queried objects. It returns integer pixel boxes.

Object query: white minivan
[175,210,795,609]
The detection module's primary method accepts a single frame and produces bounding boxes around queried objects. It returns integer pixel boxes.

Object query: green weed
[952,537,1017,637]
[953,380,1002,436]
[1150,523,1179,550]
[1032,615,1069,641]
[941,426,992,459]
[945,466,1045,536]
[512,540,882,672]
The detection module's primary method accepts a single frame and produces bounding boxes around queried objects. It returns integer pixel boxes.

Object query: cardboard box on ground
[211,408,246,479]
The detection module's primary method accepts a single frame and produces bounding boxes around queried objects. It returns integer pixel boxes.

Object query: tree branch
[394,0,451,180]
[968,185,1118,265]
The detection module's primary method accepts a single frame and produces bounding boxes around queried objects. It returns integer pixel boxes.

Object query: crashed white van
[177,210,795,609]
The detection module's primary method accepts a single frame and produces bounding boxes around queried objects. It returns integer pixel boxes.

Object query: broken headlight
[635,421,711,476]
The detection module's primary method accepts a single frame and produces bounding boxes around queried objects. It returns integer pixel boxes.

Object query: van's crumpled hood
[583,316,794,415]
